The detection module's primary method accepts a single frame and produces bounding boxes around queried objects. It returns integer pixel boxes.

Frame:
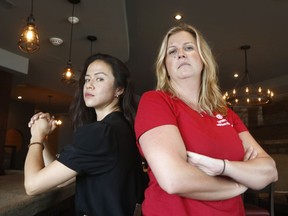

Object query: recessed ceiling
[1,0,288,113]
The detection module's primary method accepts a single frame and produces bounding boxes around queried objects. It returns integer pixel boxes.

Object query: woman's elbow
[268,158,278,183]
[251,164,278,190]
[24,181,41,196]
[272,167,278,182]
[158,178,187,195]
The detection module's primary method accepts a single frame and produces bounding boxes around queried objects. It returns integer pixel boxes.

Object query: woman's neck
[172,80,200,102]
[95,106,120,121]
[171,79,202,112]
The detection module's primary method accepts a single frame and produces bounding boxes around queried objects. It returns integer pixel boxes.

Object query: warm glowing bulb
[65,68,72,78]
[25,26,36,41]
[247,98,250,103]
[18,22,40,53]
[233,89,236,94]
[56,120,62,125]
[174,14,182,20]
[258,98,261,102]
[235,99,238,103]
[245,87,249,93]
[258,87,262,93]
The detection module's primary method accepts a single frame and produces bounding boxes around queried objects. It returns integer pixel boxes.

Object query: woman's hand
[29,112,58,138]
[243,146,258,161]
[187,146,258,176]
[187,151,225,176]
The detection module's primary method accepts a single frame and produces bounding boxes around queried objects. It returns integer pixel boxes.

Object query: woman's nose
[85,81,94,89]
[177,48,186,58]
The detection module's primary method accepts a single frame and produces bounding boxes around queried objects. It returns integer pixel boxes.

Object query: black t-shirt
[57,112,146,216]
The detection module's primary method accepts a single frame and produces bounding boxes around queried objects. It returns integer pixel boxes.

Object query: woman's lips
[84,93,94,98]
[178,62,190,69]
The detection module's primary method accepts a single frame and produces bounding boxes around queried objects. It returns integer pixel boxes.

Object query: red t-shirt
[135,91,247,216]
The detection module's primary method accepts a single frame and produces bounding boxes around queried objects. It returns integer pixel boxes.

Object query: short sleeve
[226,108,248,133]
[135,91,177,141]
[57,122,117,175]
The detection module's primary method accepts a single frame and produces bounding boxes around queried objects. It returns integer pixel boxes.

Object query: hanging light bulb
[223,45,274,107]
[62,60,75,84]
[18,0,40,53]
[61,0,80,84]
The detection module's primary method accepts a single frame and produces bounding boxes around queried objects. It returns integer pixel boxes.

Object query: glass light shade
[18,16,40,53]
[61,64,76,84]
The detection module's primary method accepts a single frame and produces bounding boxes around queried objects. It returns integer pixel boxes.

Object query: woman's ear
[115,87,124,98]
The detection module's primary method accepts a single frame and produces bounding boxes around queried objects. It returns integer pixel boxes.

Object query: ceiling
[1,0,288,114]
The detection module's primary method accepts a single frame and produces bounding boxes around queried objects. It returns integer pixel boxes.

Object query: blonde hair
[155,23,227,116]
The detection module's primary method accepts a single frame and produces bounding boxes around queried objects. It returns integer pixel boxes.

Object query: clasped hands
[28,112,58,138]
[187,146,258,176]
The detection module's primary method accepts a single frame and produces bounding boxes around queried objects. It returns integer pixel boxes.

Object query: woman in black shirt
[24,53,146,215]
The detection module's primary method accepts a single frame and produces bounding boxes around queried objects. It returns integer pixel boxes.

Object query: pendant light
[223,45,274,107]
[87,35,97,56]
[61,0,80,84]
[18,0,40,53]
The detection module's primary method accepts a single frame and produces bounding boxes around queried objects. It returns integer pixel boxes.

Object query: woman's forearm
[225,131,279,190]
[177,167,247,200]
[24,137,46,195]
[42,138,57,166]
[223,157,278,190]
[157,159,247,200]
[179,177,246,200]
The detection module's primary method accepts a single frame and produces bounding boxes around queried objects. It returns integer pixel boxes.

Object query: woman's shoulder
[141,90,172,101]
[226,107,238,117]
[138,90,180,113]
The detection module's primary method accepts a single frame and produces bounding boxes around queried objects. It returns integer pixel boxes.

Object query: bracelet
[28,142,44,149]
[220,159,226,175]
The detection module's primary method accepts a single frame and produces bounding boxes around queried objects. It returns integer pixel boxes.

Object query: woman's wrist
[29,135,48,149]
[219,159,226,175]
[28,142,44,149]
[30,135,47,144]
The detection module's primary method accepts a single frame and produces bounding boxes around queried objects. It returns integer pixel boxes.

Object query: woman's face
[83,60,119,111]
[165,31,203,82]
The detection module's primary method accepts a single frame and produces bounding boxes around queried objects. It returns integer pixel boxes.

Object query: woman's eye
[184,46,194,51]
[96,77,104,82]
[84,78,90,83]
[168,49,176,55]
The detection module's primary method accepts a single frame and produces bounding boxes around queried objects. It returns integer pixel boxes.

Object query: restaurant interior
[0,0,287,215]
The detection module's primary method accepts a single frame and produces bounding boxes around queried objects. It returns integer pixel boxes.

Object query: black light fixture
[61,0,80,84]
[223,45,274,107]
[87,35,97,56]
[18,0,40,53]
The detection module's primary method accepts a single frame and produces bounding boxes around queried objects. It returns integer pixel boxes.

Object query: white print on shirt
[215,114,232,127]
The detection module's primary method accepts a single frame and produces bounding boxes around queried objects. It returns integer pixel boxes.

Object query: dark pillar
[0,70,12,175]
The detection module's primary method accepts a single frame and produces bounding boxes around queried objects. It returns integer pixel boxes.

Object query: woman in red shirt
[135,24,278,216]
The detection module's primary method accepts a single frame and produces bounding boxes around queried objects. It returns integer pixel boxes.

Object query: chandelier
[223,45,274,107]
